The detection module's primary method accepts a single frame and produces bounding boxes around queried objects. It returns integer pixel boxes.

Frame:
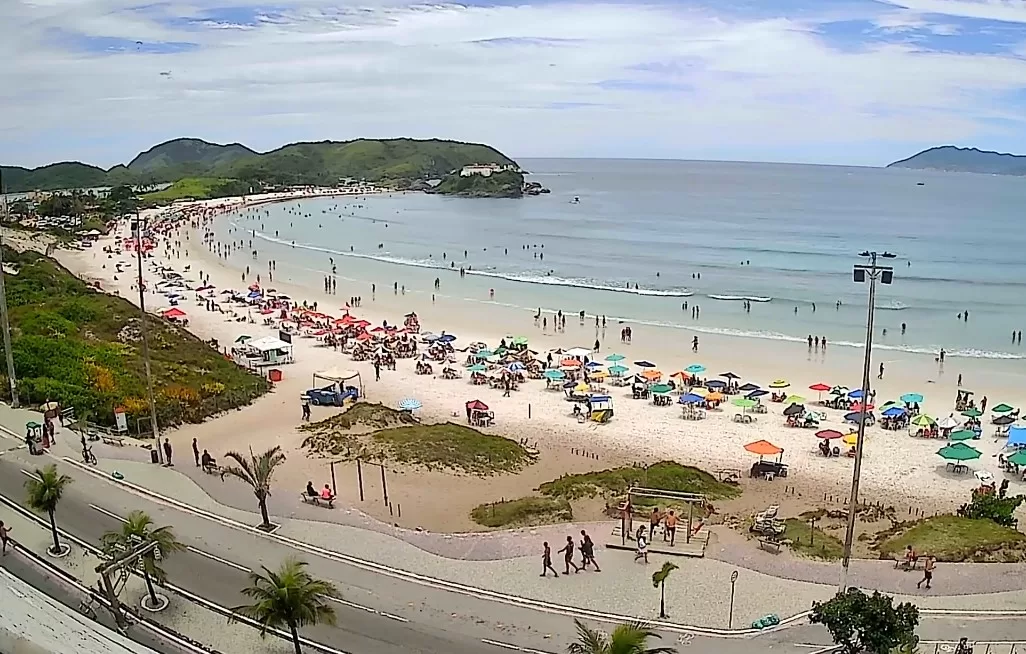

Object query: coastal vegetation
[567,619,676,654]
[877,515,1026,562]
[431,170,525,198]
[470,496,573,528]
[24,464,73,557]
[888,145,1026,175]
[537,461,741,502]
[0,246,269,429]
[811,589,919,654]
[300,408,533,475]
[783,517,844,560]
[101,511,185,610]
[221,446,287,531]
[2,137,517,193]
[139,177,250,203]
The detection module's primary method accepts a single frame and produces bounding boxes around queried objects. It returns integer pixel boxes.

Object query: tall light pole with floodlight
[839,249,896,592]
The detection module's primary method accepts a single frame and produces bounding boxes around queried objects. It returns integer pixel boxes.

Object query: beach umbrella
[744,440,782,456]
[476,349,494,359]
[574,382,590,393]
[650,384,673,395]
[732,397,757,409]
[706,380,727,389]
[783,403,805,416]
[911,414,936,427]
[937,443,981,461]
[881,406,906,418]
[842,432,860,446]
[590,370,608,379]
[468,363,486,372]
[721,372,740,379]
[1007,451,1026,467]
[634,360,656,368]
[992,403,1016,414]
[706,391,725,402]
[438,334,456,343]
[948,429,976,442]
[961,409,983,418]
[512,336,528,346]
[768,379,790,389]
[506,362,526,372]
[563,380,577,389]
[543,369,565,380]
[747,389,768,398]
[685,364,706,374]
[784,394,805,405]
[398,398,422,411]
[162,307,186,318]
[466,399,489,411]
[585,360,604,369]
[235,335,251,343]
[844,411,875,423]
[830,386,849,396]
[809,383,831,392]
[816,429,845,440]
[689,387,709,398]
[937,416,960,429]
[680,393,705,404]
[560,358,583,368]
[900,393,924,404]
[848,389,865,400]
[641,369,663,381]
[605,353,626,362]
[994,415,1016,426]
[739,383,761,392]
[850,402,874,413]
[608,365,628,375]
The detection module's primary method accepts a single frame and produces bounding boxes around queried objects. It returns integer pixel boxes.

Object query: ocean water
[214,159,1026,360]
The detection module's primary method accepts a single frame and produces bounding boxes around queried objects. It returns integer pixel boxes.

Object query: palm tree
[651,561,679,619]
[24,464,72,556]
[231,557,337,654]
[101,510,184,609]
[221,446,286,530]
[568,619,676,654]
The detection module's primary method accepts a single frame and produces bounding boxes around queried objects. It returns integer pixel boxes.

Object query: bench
[894,557,925,570]
[758,538,783,553]
[202,462,223,477]
[100,434,125,446]
[301,493,335,509]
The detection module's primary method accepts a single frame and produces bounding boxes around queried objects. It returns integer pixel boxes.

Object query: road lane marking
[87,502,409,622]
[481,638,556,654]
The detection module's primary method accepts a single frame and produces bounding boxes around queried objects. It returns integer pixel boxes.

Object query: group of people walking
[541,531,600,576]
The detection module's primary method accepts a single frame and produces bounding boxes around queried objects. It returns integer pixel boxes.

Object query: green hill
[887,146,1026,175]
[2,137,518,193]
[432,170,524,198]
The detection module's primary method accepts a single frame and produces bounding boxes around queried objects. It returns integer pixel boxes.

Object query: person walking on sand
[374,359,381,382]
[917,556,935,589]
[580,530,600,571]
[0,520,10,556]
[163,438,173,466]
[540,542,558,577]
[302,397,311,421]
[559,536,580,574]
[878,362,885,379]
[192,438,200,466]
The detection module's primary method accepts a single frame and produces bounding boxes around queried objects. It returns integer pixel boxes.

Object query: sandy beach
[52,196,1026,534]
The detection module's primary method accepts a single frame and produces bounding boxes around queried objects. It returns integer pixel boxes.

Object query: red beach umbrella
[815,429,845,440]
[466,399,489,411]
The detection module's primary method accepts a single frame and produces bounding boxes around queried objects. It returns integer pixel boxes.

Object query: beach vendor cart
[466,399,494,427]
[576,395,613,424]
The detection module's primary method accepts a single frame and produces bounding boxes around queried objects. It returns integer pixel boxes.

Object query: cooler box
[268,369,283,383]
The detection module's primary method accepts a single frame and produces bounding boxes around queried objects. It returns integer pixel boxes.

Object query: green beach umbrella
[937,443,981,461]
[961,409,983,418]
[608,365,628,375]
[650,384,673,394]
[235,334,252,343]
[475,349,494,359]
[468,363,487,372]
[900,393,924,404]
[605,353,626,362]
[543,369,565,380]
[948,429,976,442]
[1007,451,1026,467]
[512,336,528,346]
[992,404,1015,414]
[784,394,805,405]
[732,397,757,409]
[685,364,706,374]
[911,414,936,427]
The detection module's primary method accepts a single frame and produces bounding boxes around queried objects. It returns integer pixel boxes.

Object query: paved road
[2,452,1025,654]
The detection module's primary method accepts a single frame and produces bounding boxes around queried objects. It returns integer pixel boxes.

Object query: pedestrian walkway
[3,403,1026,631]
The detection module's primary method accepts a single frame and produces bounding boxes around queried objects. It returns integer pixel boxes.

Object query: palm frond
[24,464,72,514]
[222,446,286,499]
[230,557,337,639]
[568,619,609,654]
[608,622,676,654]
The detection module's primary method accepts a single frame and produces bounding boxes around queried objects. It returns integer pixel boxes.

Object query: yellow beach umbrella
[589,369,608,379]
[574,382,590,393]
[768,379,790,389]
[842,433,860,446]
[690,387,709,398]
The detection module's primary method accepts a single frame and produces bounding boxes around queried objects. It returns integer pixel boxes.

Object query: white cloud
[880,0,1026,23]
[1,0,1025,167]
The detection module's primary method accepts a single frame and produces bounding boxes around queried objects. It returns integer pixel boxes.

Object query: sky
[1,0,1026,168]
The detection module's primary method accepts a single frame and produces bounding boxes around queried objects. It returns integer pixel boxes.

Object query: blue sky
[1,0,1025,168]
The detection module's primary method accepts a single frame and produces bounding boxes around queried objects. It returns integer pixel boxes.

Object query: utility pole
[0,171,19,407]
[839,250,896,592]
[132,213,162,462]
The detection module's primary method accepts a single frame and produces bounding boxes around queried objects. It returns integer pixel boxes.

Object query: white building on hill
[459,163,518,177]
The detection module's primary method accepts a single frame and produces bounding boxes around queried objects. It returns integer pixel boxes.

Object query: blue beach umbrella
[585,360,604,369]
[398,398,422,411]
[882,406,906,418]
[506,362,526,372]
[679,393,706,404]
[706,380,727,389]
[746,389,768,398]
[634,360,656,368]
[739,383,760,392]
[686,364,706,374]
[438,334,456,343]
[900,393,924,404]
[848,389,865,399]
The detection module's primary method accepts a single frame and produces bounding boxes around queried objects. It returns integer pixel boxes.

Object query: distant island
[887,146,1026,176]
[1,137,536,199]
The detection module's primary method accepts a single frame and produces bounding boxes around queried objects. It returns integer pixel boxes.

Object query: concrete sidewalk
[3,403,1026,631]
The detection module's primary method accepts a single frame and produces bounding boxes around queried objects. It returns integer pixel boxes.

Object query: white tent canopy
[564,347,592,358]
[313,367,363,395]
[247,336,291,352]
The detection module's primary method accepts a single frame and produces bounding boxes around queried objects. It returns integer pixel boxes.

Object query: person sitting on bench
[902,544,918,568]
[306,481,318,498]
[201,450,216,470]
[320,484,334,501]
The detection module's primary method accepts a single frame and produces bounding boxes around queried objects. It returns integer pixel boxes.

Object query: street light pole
[839,250,895,592]
[0,174,19,407]
[132,214,162,462]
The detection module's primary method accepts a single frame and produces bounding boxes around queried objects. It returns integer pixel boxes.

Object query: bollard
[397,503,401,518]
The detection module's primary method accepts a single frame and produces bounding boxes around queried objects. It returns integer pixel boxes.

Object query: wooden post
[357,458,364,501]
[686,502,694,544]
[380,464,388,505]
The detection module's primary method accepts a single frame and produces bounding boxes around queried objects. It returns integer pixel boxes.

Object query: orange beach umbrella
[744,440,783,456]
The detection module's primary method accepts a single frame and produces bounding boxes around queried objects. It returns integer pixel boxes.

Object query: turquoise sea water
[215,159,1026,360]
